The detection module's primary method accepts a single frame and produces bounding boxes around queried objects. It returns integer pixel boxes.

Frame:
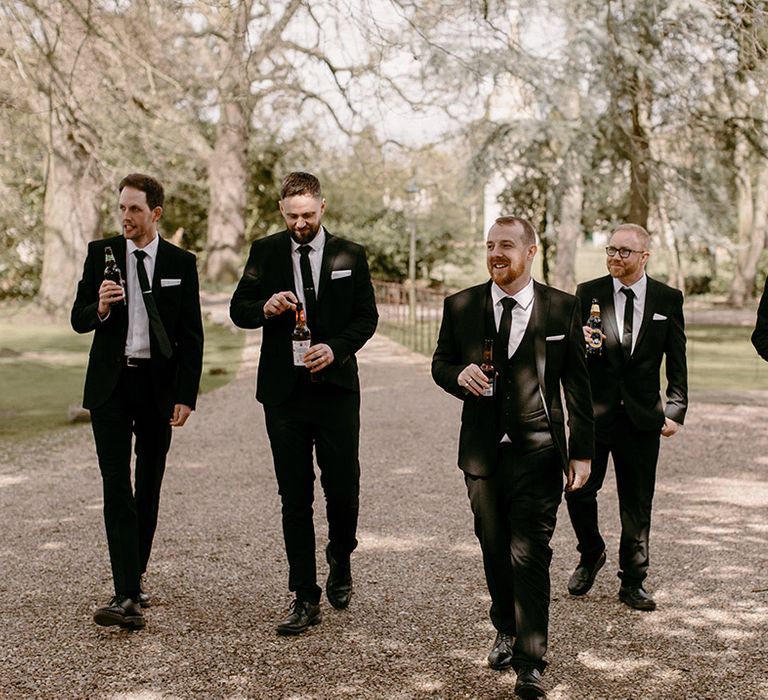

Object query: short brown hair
[280,171,322,200]
[119,173,164,210]
[494,216,537,246]
[612,223,651,249]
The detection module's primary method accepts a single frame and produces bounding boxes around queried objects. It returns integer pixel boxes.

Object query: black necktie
[134,250,172,359]
[497,297,517,361]
[620,287,635,357]
[298,245,317,326]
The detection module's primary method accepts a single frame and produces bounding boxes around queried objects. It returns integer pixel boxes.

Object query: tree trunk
[38,115,102,311]
[627,73,651,228]
[655,192,685,292]
[728,134,767,306]
[205,99,248,283]
[553,161,583,293]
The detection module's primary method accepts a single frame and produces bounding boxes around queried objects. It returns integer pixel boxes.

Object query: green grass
[0,307,244,442]
[686,325,768,392]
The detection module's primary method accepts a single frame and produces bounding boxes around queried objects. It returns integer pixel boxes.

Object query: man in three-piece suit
[432,216,593,700]
[71,174,204,630]
[565,223,688,611]
[751,277,768,360]
[230,171,378,635]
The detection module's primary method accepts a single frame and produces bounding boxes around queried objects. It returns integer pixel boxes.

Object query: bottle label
[293,340,310,366]
[481,372,495,397]
[588,332,602,349]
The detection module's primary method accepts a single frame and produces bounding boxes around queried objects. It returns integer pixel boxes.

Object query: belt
[124,356,152,368]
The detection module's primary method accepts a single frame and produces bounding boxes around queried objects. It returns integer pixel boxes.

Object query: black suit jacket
[575,275,687,434]
[432,280,594,478]
[752,277,768,361]
[71,235,204,416]
[229,229,378,405]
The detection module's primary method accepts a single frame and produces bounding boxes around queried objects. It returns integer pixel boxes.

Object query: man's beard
[290,225,320,244]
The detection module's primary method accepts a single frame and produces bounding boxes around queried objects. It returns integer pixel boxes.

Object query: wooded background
[1,0,767,308]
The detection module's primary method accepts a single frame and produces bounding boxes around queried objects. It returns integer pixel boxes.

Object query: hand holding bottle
[457,364,492,396]
[265,291,299,318]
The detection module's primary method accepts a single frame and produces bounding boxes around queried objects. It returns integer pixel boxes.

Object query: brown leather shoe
[276,599,321,635]
[325,547,352,610]
[567,550,606,596]
[487,631,515,670]
[93,595,145,630]
[619,586,657,611]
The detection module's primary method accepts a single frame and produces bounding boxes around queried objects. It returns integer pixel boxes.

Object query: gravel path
[1,329,767,700]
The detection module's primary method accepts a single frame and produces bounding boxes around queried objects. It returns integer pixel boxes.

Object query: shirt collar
[290,226,326,253]
[612,272,647,296]
[127,234,160,259]
[491,277,535,310]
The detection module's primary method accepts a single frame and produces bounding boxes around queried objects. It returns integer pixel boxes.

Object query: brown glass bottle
[292,302,311,367]
[480,338,497,397]
[103,246,126,305]
[587,298,603,356]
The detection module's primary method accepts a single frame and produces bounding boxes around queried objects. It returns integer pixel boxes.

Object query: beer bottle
[103,246,126,306]
[292,302,311,367]
[587,298,603,356]
[479,338,497,397]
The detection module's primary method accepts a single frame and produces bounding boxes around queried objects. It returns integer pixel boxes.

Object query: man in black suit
[71,174,203,630]
[230,171,378,635]
[432,216,593,699]
[565,223,687,611]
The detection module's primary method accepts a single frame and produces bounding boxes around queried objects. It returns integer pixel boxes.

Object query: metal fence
[373,280,446,356]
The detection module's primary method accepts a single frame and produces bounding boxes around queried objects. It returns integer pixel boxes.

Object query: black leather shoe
[619,586,657,611]
[514,666,547,698]
[276,599,321,635]
[138,574,151,608]
[93,595,145,630]
[567,549,606,596]
[326,548,353,610]
[487,631,515,670]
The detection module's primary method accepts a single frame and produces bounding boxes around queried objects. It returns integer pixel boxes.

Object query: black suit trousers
[465,444,562,672]
[90,364,172,596]
[565,411,660,586]
[264,375,361,603]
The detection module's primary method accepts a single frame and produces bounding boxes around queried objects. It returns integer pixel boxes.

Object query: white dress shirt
[290,226,326,320]
[124,235,159,358]
[612,273,647,354]
[490,277,535,358]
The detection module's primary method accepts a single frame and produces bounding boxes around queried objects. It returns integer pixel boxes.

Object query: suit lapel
[153,237,168,292]
[600,276,621,347]
[633,275,657,352]
[278,230,297,295]
[317,231,337,301]
[532,281,548,398]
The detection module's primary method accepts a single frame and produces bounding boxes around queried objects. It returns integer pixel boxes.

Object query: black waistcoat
[497,315,553,451]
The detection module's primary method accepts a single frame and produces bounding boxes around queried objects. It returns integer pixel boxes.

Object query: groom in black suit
[72,173,204,629]
[565,223,688,611]
[432,216,593,699]
[230,172,378,635]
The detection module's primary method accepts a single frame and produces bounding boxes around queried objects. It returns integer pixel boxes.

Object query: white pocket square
[331,269,352,279]
[160,278,181,287]
[652,313,667,321]
[545,334,565,341]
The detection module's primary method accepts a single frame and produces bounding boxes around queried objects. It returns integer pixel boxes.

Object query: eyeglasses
[605,246,645,259]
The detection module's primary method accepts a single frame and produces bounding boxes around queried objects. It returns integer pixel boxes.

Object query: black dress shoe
[487,631,515,670]
[93,595,145,630]
[514,666,547,699]
[325,548,353,610]
[276,599,321,635]
[567,549,606,596]
[619,585,657,611]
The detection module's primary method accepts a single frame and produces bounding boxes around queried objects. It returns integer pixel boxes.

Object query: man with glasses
[565,223,687,611]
